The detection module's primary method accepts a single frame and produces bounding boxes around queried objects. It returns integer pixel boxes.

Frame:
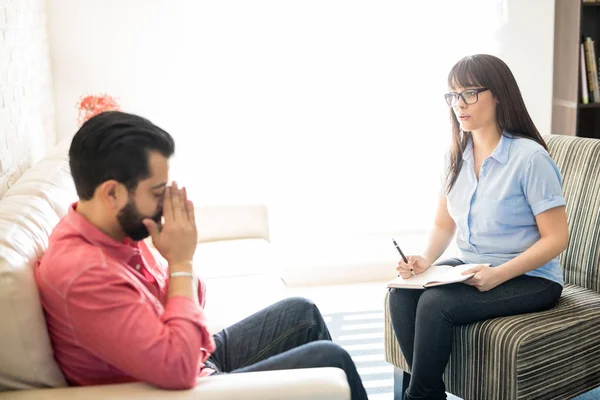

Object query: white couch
[0,139,350,400]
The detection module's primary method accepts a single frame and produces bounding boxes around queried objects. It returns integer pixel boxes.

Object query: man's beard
[117,200,162,241]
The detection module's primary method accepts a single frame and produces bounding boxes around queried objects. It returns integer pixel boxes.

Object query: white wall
[47,0,555,243]
[496,0,555,137]
[0,0,56,198]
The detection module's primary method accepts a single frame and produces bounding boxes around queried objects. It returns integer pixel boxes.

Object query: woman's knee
[388,288,421,315]
[416,288,456,320]
[389,288,417,304]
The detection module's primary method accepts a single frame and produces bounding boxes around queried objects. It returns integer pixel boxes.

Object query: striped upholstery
[384,135,600,400]
[549,135,600,290]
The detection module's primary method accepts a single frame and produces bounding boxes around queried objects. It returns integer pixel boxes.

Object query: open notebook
[387,263,487,289]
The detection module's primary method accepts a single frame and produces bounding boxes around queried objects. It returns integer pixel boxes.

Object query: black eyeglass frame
[444,88,490,107]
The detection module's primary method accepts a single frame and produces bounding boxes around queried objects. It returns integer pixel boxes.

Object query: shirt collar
[462,130,512,166]
[489,131,512,165]
[65,202,139,263]
[462,137,474,164]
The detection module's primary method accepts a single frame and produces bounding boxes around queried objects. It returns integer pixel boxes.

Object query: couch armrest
[195,204,270,243]
[0,367,350,400]
[144,204,270,249]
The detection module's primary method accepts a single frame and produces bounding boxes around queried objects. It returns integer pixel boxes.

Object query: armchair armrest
[0,367,350,400]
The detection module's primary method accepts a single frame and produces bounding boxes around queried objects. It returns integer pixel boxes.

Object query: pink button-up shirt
[35,203,215,389]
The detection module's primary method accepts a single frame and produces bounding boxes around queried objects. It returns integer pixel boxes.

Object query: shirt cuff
[530,195,566,216]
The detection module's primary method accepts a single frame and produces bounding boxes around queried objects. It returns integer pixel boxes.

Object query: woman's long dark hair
[445,54,548,193]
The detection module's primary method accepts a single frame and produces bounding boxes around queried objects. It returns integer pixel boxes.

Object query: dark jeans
[388,258,563,400]
[205,297,368,400]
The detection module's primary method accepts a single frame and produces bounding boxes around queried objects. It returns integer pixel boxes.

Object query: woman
[388,54,569,400]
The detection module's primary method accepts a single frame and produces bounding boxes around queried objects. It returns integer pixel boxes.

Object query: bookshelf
[552,0,600,139]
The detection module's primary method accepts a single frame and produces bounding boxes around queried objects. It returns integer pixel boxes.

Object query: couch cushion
[0,138,74,390]
[384,284,600,400]
[0,140,76,390]
[3,156,76,218]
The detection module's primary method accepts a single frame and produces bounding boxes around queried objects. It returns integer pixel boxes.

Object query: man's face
[117,197,162,241]
[117,152,169,241]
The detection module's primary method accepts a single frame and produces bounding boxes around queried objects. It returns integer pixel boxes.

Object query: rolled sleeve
[523,151,566,216]
[161,296,209,326]
[67,266,215,389]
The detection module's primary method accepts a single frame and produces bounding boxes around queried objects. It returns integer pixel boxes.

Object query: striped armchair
[383,135,600,400]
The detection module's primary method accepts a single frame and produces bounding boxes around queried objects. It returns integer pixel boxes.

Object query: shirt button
[135,264,141,271]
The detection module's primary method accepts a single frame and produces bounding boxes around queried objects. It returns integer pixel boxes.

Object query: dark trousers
[206,297,368,400]
[388,258,563,400]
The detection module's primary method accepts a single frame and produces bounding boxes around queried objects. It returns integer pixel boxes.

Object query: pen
[392,238,409,264]
[391,238,414,287]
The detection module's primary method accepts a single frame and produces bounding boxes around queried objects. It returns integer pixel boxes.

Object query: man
[36,111,367,399]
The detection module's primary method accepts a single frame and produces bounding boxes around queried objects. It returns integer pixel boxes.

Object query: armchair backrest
[545,134,600,291]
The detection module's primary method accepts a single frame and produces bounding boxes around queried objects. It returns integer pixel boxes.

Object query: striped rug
[324,309,600,400]
[324,309,393,400]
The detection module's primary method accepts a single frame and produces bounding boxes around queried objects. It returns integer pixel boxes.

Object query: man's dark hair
[69,111,175,200]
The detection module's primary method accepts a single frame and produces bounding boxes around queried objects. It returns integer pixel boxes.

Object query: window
[162,1,507,243]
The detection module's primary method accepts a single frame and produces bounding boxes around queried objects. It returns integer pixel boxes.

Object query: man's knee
[273,296,326,327]
[308,341,352,367]
[276,296,321,317]
[285,296,317,310]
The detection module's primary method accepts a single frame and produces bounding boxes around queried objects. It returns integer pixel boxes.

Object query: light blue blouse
[445,132,566,286]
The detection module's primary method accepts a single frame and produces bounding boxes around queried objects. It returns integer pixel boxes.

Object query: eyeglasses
[444,88,489,107]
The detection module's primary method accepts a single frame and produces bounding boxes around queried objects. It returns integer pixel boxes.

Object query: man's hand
[396,255,431,279]
[462,264,503,292]
[143,182,198,267]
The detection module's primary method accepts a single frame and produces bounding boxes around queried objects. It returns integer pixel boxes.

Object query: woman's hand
[462,264,504,292]
[396,255,431,279]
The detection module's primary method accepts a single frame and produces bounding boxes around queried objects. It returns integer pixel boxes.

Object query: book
[387,263,486,289]
[589,38,600,103]
[585,37,600,103]
[581,43,589,104]
[584,38,596,103]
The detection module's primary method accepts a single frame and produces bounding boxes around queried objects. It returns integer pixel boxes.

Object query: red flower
[76,94,121,126]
